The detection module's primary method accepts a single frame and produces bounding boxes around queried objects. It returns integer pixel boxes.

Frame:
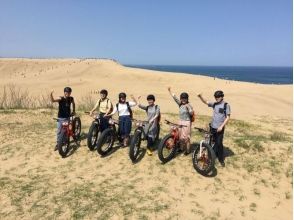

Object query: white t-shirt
[112,101,136,116]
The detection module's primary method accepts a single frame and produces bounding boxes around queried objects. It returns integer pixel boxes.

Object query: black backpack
[146,105,161,123]
[116,102,133,119]
[213,102,228,117]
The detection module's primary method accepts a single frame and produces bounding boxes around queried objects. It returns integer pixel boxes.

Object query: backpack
[116,102,133,119]
[146,105,161,123]
[213,102,228,117]
[179,103,195,122]
[98,98,113,113]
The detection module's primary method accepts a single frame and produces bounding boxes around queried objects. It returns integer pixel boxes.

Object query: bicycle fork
[199,140,205,154]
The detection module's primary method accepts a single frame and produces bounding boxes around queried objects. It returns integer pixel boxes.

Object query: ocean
[126,65,293,84]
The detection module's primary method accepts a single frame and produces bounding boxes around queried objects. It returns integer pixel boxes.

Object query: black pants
[147,137,155,149]
[211,127,225,163]
[99,113,109,132]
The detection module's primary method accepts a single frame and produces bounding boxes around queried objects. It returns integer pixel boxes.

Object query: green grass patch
[270,132,289,142]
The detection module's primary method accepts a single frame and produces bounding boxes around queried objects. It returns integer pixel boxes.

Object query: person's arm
[217,115,230,132]
[71,97,76,115]
[186,104,194,116]
[136,96,147,110]
[197,93,209,105]
[90,100,99,115]
[149,106,160,123]
[105,104,117,117]
[168,87,181,105]
[129,101,137,107]
[50,90,61,103]
[105,101,113,115]
[130,95,137,105]
[217,104,231,132]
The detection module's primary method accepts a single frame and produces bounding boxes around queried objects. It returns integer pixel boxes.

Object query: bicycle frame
[170,126,180,142]
[132,119,149,140]
[195,126,215,153]
[165,120,185,148]
[53,116,75,139]
[61,117,74,138]
[85,111,100,124]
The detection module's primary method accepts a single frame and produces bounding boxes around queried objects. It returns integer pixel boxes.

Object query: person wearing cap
[89,89,113,132]
[168,87,194,155]
[105,92,137,147]
[198,91,231,167]
[50,87,75,150]
[132,94,161,156]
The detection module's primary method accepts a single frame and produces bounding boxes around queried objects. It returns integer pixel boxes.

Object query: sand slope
[0,58,292,120]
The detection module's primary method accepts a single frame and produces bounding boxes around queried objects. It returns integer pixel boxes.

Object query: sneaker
[147,149,153,156]
[184,151,190,156]
[220,161,225,167]
[177,148,183,153]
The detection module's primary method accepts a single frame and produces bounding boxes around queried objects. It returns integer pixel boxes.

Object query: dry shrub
[77,94,96,111]
[0,84,53,109]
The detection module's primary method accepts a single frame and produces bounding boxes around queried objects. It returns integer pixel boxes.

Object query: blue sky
[0,0,292,66]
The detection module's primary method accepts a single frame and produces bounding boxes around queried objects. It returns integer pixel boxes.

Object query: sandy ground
[0,109,292,220]
[0,59,292,219]
[0,58,292,120]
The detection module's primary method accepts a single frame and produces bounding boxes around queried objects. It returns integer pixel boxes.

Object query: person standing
[168,87,194,155]
[198,90,231,167]
[105,92,137,147]
[50,87,75,150]
[132,94,161,156]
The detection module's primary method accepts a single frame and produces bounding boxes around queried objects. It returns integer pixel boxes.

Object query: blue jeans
[57,118,67,143]
[118,115,132,138]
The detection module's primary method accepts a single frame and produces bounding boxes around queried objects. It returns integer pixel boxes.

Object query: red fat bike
[157,120,187,163]
[54,116,81,158]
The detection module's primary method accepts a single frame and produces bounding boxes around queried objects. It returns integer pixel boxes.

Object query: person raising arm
[197,91,231,167]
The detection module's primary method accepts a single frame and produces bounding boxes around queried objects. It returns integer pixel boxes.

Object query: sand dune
[0,58,292,120]
[0,59,292,219]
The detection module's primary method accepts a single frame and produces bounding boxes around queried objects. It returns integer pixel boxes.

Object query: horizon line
[0,56,292,68]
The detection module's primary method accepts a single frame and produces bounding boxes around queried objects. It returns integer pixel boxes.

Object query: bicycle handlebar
[109,118,119,125]
[165,119,187,128]
[52,116,74,122]
[132,118,149,124]
[194,127,210,134]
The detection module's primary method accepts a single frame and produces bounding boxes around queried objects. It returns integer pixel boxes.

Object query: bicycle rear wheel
[73,117,81,140]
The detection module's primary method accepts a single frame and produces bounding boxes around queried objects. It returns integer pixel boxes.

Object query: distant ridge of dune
[0,58,292,120]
